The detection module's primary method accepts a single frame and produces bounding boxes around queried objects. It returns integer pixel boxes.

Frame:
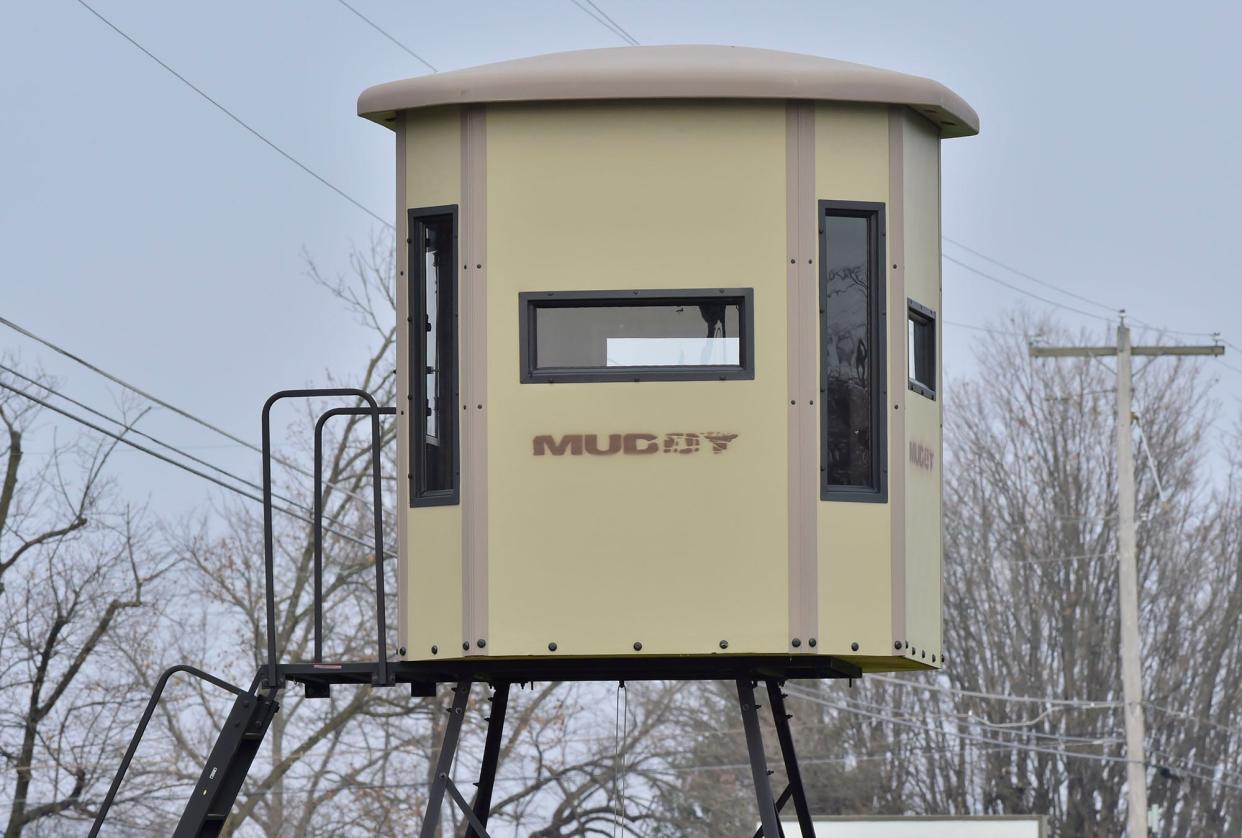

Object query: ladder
[88,666,278,837]
[91,390,390,835]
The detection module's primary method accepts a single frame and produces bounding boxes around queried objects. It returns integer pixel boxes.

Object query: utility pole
[1030,313,1223,838]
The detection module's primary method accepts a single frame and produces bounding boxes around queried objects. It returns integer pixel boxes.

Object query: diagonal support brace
[737,679,783,838]
[419,681,472,838]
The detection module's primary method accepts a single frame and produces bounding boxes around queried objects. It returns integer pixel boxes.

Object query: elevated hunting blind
[358,45,977,673]
[93,46,976,838]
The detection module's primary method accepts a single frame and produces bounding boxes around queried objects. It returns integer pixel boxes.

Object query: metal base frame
[93,390,837,836]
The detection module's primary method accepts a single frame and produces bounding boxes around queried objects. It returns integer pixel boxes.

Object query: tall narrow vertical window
[819,201,886,501]
[907,298,937,400]
[409,206,458,506]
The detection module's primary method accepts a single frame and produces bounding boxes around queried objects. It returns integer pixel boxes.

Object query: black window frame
[408,205,460,508]
[907,297,937,401]
[518,288,755,384]
[818,200,887,503]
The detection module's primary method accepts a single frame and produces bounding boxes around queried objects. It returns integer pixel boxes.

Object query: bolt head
[850,642,859,652]
[791,638,802,648]
[548,642,558,652]
[719,640,729,649]
[431,645,438,655]
[633,641,643,651]
[462,641,470,651]
[477,638,487,648]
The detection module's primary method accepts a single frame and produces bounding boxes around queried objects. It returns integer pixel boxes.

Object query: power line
[334,0,437,72]
[0,379,394,559]
[784,686,1242,792]
[0,361,384,551]
[570,0,639,45]
[943,253,1114,323]
[943,237,1117,314]
[72,0,391,230]
[0,313,384,512]
[867,674,1119,709]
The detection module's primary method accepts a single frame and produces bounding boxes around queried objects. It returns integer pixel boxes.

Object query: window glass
[536,303,740,368]
[410,210,457,504]
[908,302,936,398]
[821,205,883,497]
[522,291,753,382]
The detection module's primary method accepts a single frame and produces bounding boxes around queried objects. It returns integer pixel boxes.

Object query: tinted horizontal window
[520,290,754,383]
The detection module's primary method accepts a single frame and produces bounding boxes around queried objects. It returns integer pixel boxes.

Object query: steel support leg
[419,681,471,838]
[766,680,815,838]
[737,679,783,838]
[466,682,510,838]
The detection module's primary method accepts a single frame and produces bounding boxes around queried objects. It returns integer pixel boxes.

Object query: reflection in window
[821,204,883,497]
[908,299,936,399]
[522,291,753,382]
[410,209,457,504]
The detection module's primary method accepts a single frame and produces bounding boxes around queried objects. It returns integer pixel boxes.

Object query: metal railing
[312,404,396,663]
[261,389,390,688]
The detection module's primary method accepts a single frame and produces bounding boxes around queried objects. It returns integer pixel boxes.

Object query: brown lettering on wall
[909,441,935,471]
[623,433,659,454]
[533,432,739,457]
[533,434,584,456]
[584,433,622,455]
[663,433,701,455]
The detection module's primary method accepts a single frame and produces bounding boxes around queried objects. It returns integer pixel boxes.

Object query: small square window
[907,299,936,400]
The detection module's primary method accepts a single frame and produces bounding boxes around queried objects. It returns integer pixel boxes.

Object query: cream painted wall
[901,111,943,663]
[485,101,789,657]
[403,107,463,659]
[813,104,895,658]
[397,100,944,670]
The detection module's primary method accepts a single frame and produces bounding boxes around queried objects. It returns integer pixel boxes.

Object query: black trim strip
[408,205,460,507]
[819,200,888,503]
[519,288,756,384]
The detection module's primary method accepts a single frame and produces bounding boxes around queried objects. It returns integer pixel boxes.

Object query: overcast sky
[2,1,1240,516]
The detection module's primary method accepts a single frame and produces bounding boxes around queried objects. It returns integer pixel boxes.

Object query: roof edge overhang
[358,45,979,138]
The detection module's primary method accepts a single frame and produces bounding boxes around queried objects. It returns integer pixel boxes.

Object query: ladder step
[172,692,279,838]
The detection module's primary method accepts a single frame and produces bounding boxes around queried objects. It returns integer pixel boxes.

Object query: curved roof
[358,45,978,138]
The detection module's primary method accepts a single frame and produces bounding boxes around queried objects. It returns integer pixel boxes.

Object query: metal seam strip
[785,103,803,650]
[785,102,817,651]
[784,103,804,650]
[461,107,489,655]
[797,105,818,645]
[887,106,908,650]
[395,117,409,655]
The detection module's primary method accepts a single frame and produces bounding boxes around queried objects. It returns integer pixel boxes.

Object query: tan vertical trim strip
[887,107,908,650]
[797,105,818,645]
[784,105,803,649]
[461,107,489,655]
[395,119,409,656]
[785,102,817,651]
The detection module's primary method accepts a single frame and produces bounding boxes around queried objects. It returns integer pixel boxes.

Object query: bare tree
[653,314,1242,835]
[0,372,176,836]
[103,235,681,836]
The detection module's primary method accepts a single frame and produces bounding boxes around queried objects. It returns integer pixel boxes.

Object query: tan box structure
[93,46,978,838]
[359,45,977,675]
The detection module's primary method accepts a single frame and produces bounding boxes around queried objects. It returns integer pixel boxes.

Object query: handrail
[262,389,387,688]
[313,405,396,663]
[88,665,250,837]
